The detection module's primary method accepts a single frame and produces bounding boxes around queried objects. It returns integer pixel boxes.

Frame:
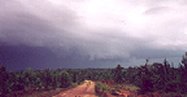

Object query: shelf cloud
[0,0,186,70]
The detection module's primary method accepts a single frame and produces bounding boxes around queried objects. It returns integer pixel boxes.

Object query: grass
[95,82,111,94]
[95,81,140,97]
[118,84,140,92]
[110,84,140,94]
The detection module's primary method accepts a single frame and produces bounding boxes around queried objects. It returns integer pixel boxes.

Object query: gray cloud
[0,0,186,69]
[144,6,172,15]
[0,0,79,47]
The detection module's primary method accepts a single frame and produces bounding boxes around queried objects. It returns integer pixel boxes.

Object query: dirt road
[53,80,98,97]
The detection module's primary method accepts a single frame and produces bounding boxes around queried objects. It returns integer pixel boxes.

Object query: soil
[54,80,98,97]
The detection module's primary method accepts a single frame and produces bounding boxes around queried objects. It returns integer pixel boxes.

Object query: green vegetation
[114,84,140,92]
[102,53,186,94]
[95,82,111,93]
[0,67,113,97]
[96,52,187,96]
[1,52,187,97]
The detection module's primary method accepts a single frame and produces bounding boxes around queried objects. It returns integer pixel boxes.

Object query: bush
[95,82,110,94]
[120,84,140,92]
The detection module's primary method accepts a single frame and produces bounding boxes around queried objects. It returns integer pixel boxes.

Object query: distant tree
[145,58,149,66]
[72,72,77,83]
[0,65,9,97]
[139,64,153,93]
[182,52,187,68]
[164,58,170,66]
[163,59,170,80]
[60,71,71,88]
[181,52,187,92]
[114,64,124,83]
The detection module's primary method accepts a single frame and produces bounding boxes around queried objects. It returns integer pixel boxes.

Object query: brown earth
[53,80,98,97]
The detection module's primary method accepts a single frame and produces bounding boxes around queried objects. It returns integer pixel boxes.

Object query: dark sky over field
[0,0,187,71]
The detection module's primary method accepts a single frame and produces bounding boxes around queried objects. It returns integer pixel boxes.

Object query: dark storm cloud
[131,48,183,59]
[0,0,80,47]
[0,0,187,70]
[0,13,56,46]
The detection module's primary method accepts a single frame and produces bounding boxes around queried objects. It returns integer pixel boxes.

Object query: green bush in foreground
[95,82,110,94]
[114,84,140,92]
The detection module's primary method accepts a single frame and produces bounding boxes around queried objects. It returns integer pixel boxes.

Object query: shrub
[95,82,110,94]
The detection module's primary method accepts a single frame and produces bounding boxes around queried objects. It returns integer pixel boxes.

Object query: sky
[0,0,187,70]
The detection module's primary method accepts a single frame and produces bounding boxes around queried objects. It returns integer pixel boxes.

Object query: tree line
[1,52,187,96]
[114,52,187,95]
[0,67,113,97]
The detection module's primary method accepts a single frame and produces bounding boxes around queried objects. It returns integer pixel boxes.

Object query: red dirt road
[53,80,98,97]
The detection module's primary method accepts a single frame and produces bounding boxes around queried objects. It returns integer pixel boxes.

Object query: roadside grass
[95,81,140,97]
[113,84,140,92]
[95,82,111,95]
